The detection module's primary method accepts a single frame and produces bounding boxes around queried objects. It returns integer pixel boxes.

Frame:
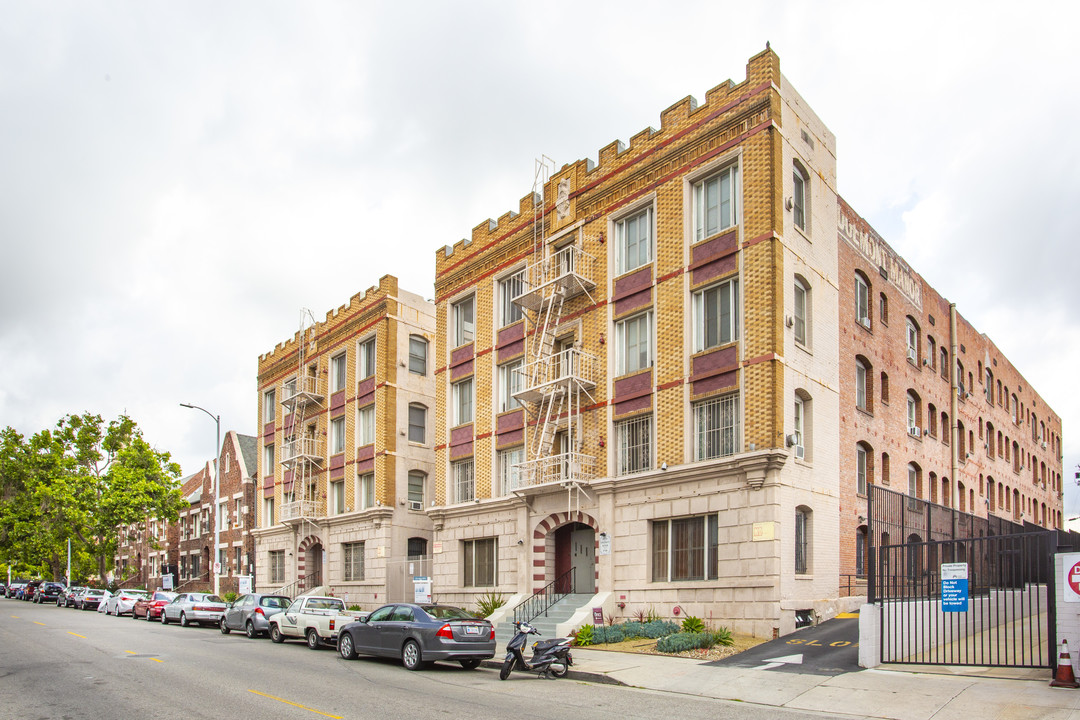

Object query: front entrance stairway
[494,593,592,645]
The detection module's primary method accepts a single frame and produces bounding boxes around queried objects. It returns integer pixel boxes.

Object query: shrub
[620,621,645,639]
[573,624,593,647]
[710,627,734,647]
[631,607,649,623]
[222,591,239,603]
[475,590,507,618]
[681,616,705,634]
[641,620,680,639]
[593,625,625,644]
[347,604,362,612]
[657,632,716,653]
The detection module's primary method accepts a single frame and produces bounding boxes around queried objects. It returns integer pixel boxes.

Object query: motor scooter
[499,621,573,680]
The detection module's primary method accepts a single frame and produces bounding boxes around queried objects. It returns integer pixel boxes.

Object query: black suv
[34,582,65,604]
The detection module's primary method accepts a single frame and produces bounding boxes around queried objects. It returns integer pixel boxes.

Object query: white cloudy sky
[2,2,1078,515]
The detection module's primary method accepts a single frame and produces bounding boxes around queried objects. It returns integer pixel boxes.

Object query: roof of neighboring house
[236,433,258,478]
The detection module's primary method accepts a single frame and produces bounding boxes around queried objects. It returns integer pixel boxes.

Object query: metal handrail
[269,569,322,600]
[510,452,596,490]
[512,568,575,625]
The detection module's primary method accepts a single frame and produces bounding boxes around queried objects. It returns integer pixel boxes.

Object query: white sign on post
[1061,552,1080,603]
[413,576,431,604]
[598,534,611,556]
[238,575,252,594]
[162,574,174,590]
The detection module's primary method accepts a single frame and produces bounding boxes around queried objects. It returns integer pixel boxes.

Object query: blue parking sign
[941,562,969,612]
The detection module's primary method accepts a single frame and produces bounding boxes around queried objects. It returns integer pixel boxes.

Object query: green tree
[0,414,185,582]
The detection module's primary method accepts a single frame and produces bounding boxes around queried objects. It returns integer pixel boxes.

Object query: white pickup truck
[268,596,366,649]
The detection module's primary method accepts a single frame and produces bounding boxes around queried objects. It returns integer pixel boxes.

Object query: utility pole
[181,403,221,597]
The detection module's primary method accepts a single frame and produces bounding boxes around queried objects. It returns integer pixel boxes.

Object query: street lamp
[181,402,220,597]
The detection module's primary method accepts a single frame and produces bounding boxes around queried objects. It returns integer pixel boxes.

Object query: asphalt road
[0,599,846,720]
[708,616,861,676]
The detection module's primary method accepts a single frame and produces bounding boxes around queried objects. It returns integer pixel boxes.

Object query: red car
[132,591,177,621]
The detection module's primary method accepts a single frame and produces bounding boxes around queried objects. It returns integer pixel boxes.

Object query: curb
[479,658,627,686]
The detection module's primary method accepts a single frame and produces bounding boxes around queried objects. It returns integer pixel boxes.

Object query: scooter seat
[533,638,567,651]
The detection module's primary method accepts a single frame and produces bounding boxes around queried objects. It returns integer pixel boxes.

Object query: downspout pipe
[949,303,960,509]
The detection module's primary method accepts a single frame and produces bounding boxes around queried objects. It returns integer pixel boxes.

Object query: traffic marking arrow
[754,653,804,670]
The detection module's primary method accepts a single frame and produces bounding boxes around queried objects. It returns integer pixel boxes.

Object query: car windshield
[200,595,225,603]
[86,590,105,597]
[421,605,479,620]
[261,597,289,608]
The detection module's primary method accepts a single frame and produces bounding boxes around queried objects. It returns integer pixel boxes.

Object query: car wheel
[245,621,257,639]
[401,639,423,671]
[499,656,513,680]
[459,659,481,670]
[180,612,189,628]
[549,660,569,678]
[339,632,357,660]
[306,629,320,650]
[161,611,169,625]
[270,625,284,644]
[147,610,154,622]
[220,618,230,634]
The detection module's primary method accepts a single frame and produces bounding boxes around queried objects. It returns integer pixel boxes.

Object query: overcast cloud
[2,1,1078,517]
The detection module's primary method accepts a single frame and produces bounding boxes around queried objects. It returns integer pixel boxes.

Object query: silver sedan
[219,593,290,638]
[160,592,227,627]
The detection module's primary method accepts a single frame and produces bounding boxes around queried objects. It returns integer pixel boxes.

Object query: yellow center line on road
[150,658,163,663]
[10,615,20,619]
[33,621,46,626]
[68,632,86,638]
[247,690,342,719]
[125,650,137,655]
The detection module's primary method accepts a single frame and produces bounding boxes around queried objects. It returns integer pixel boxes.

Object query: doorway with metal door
[554,522,595,594]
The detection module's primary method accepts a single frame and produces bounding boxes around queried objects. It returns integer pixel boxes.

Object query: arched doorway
[553,522,595,594]
[296,535,324,591]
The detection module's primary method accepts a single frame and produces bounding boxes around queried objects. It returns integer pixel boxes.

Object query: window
[907,391,920,432]
[616,415,652,476]
[856,527,868,577]
[855,359,868,411]
[191,554,201,579]
[793,277,808,345]
[217,501,227,531]
[263,497,274,527]
[331,480,345,515]
[616,311,653,375]
[693,165,738,241]
[331,352,347,392]
[452,378,474,425]
[263,389,275,424]
[408,537,428,559]
[452,296,475,347]
[795,507,811,574]
[463,538,497,587]
[269,551,284,584]
[359,337,376,380]
[408,335,428,375]
[856,444,870,495]
[408,404,426,444]
[880,371,890,404]
[928,337,936,370]
[616,205,653,274]
[498,447,524,494]
[694,394,739,460]
[407,471,425,507]
[358,405,375,446]
[217,547,227,573]
[693,279,738,352]
[498,359,523,412]
[651,515,719,582]
[453,459,475,503]
[793,395,806,459]
[234,547,242,575]
[331,416,346,454]
[792,163,807,231]
[941,347,949,379]
[263,443,274,477]
[343,542,365,582]
[855,274,872,328]
[357,473,374,510]
[879,293,889,326]
[500,269,525,326]
[908,463,921,505]
[905,318,919,363]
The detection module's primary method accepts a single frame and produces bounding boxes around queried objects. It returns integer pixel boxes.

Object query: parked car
[268,595,366,648]
[0,582,6,596]
[219,594,291,638]
[337,603,495,670]
[6,581,27,599]
[34,582,65,604]
[58,586,85,607]
[161,593,227,627]
[102,589,149,616]
[21,580,43,600]
[132,591,177,621]
[76,589,108,611]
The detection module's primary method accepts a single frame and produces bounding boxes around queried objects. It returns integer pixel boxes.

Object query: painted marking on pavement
[836,612,859,618]
[125,650,137,655]
[754,653,803,670]
[33,621,46,626]
[787,638,858,648]
[248,690,342,719]
[68,632,86,639]
[10,615,20,619]
[150,658,163,663]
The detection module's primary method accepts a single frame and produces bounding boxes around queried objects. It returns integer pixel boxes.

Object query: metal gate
[386,556,432,603]
[875,531,1054,667]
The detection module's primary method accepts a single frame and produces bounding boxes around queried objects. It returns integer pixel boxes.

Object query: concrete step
[494,594,592,642]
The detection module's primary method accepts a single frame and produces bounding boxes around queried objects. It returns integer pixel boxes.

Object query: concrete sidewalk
[488,645,1080,719]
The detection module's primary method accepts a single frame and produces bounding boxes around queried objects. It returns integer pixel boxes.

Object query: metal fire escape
[509,159,598,506]
[279,309,326,524]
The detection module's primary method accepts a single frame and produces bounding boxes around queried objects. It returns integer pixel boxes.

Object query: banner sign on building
[941,562,969,612]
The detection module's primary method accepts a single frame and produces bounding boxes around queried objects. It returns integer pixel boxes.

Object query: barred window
[343,542,365,582]
[694,394,739,460]
[453,459,475,503]
[795,507,811,574]
[616,415,652,476]
[651,515,719,582]
[463,538,497,587]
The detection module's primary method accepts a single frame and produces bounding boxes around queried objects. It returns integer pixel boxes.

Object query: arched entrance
[534,511,599,594]
[297,535,323,591]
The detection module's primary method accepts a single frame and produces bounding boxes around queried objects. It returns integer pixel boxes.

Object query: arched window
[793,275,810,346]
[879,293,889,326]
[881,452,890,486]
[854,272,871,328]
[794,390,812,461]
[927,403,938,437]
[856,442,873,495]
[905,317,920,364]
[906,390,922,434]
[907,463,922,506]
[792,161,810,231]
[795,506,812,574]
[856,526,868,577]
[928,336,937,370]
[855,356,872,411]
[880,371,890,404]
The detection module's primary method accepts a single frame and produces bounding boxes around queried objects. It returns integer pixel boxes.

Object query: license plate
[464,625,480,635]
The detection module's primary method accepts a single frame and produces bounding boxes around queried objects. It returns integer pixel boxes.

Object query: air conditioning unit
[908,426,921,438]
[795,445,805,460]
[1041,441,1047,449]
[859,315,870,329]
[785,433,799,448]
[408,501,423,511]
[922,358,930,366]
[907,348,917,362]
